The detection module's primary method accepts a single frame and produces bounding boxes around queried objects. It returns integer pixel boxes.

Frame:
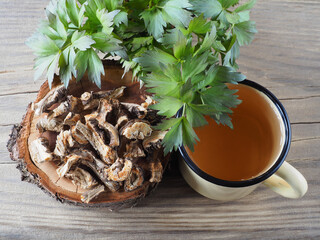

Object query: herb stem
[182,103,186,117]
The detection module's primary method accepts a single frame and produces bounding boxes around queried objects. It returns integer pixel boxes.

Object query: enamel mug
[178,80,308,201]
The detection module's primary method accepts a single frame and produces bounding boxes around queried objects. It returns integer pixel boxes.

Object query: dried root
[31,86,167,203]
[30,138,53,163]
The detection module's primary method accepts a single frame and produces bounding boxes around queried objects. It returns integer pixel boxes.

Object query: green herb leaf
[26,33,60,57]
[47,53,60,88]
[134,48,177,72]
[193,26,217,56]
[96,9,120,34]
[34,54,58,81]
[87,49,105,87]
[131,36,153,51]
[218,0,239,8]
[190,0,222,19]
[162,117,183,154]
[182,53,209,81]
[113,11,128,26]
[209,65,246,84]
[181,117,199,152]
[234,0,256,13]
[226,12,240,24]
[104,0,121,11]
[173,32,188,59]
[92,32,122,52]
[201,84,242,109]
[233,20,257,46]
[188,14,212,35]
[185,104,208,128]
[143,71,181,97]
[161,0,192,27]
[66,0,81,27]
[154,117,182,131]
[140,8,166,39]
[150,96,183,118]
[71,31,96,51]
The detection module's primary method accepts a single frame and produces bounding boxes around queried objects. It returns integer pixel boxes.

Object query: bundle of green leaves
[27,0,257,154]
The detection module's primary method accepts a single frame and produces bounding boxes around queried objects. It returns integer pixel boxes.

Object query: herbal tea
[187,84,285,181]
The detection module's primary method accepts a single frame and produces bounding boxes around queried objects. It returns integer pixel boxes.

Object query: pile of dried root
[29,85,166,203]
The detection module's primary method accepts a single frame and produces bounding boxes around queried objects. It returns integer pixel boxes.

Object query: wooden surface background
[0,0,319,239]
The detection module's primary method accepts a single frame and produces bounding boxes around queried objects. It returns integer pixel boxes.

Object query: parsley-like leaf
[71,31,96,51]
[185,104,208,128]
[161,0,192,27]
[188,14,212,35]
[234,0,256,13]
[150,96,183,118]
[190,0,222,19]
[181,117,199,152]
[162,117,183,154]
[140,8,166,39]
[134,48,177,72]
[233,20,257,46]
[96,9,120,34]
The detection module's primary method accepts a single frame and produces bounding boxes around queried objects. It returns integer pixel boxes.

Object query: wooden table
[1,1,319,239]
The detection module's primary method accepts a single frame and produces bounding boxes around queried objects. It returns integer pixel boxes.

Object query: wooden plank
[238,1,320,89]
[0,164,319,240]
[282,97,320,124]
[0,71,42,96]
[0,93,37,125]
[0,125,14,163]
[0,0,47,72]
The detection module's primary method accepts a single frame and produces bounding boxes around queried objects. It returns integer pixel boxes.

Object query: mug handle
[263,162,308,198]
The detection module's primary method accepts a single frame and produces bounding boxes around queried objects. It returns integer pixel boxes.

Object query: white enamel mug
[178,80,308,201]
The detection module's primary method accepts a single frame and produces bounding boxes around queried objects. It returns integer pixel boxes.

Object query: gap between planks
[0,91,39,97]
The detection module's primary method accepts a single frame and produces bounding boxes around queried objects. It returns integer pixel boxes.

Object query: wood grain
[0,0,320,239]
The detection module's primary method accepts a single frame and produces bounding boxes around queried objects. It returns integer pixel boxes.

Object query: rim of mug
[177,79,292,188]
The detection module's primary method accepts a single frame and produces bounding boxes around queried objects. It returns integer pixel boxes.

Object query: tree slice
[7,61,169,210]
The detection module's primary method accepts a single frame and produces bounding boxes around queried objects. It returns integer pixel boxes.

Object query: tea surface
[187,84,284,181]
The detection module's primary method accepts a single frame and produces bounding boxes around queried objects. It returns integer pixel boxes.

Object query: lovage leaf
[47,53,60,88]
[233,20,257,46]
[96,9,120,34]
[188,14,212,35]
[75,47,106,87]
[181,117,199,152]
[182,53,209,81]
[140,8,166,39]
[34,54,58,81]
[113,11,128,26]
[134,48,177,72]
[161,0,192,27]
[201,84,242,109]
[162,117,183,154]
[87,49,105,88]
[71,31,96,51]
[26,33,60,57]
[91,32,122,52]
[218,0,239,8]
[143,71,181,97]
[185,104,208,128]
[154,117,182,131]
[66,0,81,27]
[234,0,256,13]
[150,96,183,118]
[209,65,246,84]
[189,0,222,19]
